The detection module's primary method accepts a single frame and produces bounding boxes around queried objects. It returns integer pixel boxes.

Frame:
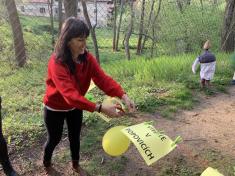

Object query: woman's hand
[121,94,136,112]
[100,103,125,118]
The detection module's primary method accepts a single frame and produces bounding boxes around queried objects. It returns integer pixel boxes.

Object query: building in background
[16,0,114,27]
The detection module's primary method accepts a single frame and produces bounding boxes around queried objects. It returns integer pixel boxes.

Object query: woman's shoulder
[48,53,66,69]
[86,52,95,60]
[48,53,56,61]
[86,52,98,63]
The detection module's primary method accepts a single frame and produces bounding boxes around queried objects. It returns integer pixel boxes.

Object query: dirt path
[1,87,234,176]
[123,86,235,176]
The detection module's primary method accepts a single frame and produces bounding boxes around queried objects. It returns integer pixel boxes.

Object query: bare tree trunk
[136,0,145,55]
[58,0,63,33]
[81,0,100,63]
[4,0,26,67]
[198,0,205,48]
[64,0,78,18]
[0,0,8,20]
[151,0,162,57]
[124,1,134,60]
[94,0,98,28]
[185,0,191,5]
[48,0,55,46]
[200,0,203,11]
[176,0,190,11]
[115,0,125,51]
[112,0,117,51]
[176,0,183,13]
[221,0,235,52]
[176,0,192,52]
[141,0,155,53]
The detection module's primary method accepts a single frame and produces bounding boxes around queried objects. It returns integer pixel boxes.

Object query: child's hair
[203,40,211,50]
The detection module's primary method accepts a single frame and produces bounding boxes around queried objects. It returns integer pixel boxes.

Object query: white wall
[17,2,58,17]
[17,1,113,27]
[78,2,112,27]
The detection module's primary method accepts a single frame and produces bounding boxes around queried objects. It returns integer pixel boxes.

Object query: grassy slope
[0,51,233,175]
[0,15,234,175]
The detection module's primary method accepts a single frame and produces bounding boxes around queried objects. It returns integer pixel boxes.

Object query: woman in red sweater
[43,17,135,175]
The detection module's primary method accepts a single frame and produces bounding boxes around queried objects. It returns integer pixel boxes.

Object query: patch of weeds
[85,155,128,175]
[81,116,132,155]
[83,112,100,126]
[128,86,166,113]
[203,88,216,95]
[3,117,44,151]
[201,149,235,175]
[160,108,173,119]
[54,148,71,163]
[215,84,227,92]
[78,117,132,175]
[81,120,114,155]
[160,166,200,176]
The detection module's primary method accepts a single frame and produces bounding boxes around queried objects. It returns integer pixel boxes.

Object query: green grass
[80,119,130,175]
[0,15,234,174]
[101,52,232,117]
[52,117,131,175]
[201,149,235,176]
[0,52,232,149]
[20,15,59,35]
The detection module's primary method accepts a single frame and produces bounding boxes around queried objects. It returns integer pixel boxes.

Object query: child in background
[231,53,235,85]
[192,40,216,88]
[232,72,235,85]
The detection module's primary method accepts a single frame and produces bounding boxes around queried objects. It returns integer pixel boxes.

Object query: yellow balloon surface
[102,126,130,156]
[103,97,126,111]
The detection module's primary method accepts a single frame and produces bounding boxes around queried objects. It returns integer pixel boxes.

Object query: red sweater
[43,52,125,112]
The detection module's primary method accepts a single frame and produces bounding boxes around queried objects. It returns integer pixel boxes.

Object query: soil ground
[1,87,235,176]
[122,86,235,176]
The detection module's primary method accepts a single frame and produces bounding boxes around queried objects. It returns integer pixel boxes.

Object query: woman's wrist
[98,104,102,113]
[121,94,127,100]
[95,103,102,113]
[95,104,99,112]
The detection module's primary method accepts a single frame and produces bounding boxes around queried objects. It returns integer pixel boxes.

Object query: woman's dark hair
[55,17,90,74]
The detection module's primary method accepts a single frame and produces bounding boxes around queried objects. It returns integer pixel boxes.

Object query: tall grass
[0,50,233,175]
[1,14,233,173]
[102,52,232,114]
[104,53,232,84]
[0,47,232,144]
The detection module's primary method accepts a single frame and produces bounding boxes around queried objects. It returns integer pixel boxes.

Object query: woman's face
[68,36,87,55]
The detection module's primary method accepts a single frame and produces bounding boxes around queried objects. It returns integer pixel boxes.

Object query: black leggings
[43,108,83,164]
[0,100,14,175]
[0,132,14,175]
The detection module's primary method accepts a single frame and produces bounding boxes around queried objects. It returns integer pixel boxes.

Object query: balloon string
[171,136,183,147]
[94,112,111,122]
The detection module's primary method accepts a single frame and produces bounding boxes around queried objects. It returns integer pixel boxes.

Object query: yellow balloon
[102,126,130,156]
[103,96,126,111]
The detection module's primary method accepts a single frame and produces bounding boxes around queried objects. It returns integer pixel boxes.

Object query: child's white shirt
[192,57,199,74]
[192,57,216,80]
